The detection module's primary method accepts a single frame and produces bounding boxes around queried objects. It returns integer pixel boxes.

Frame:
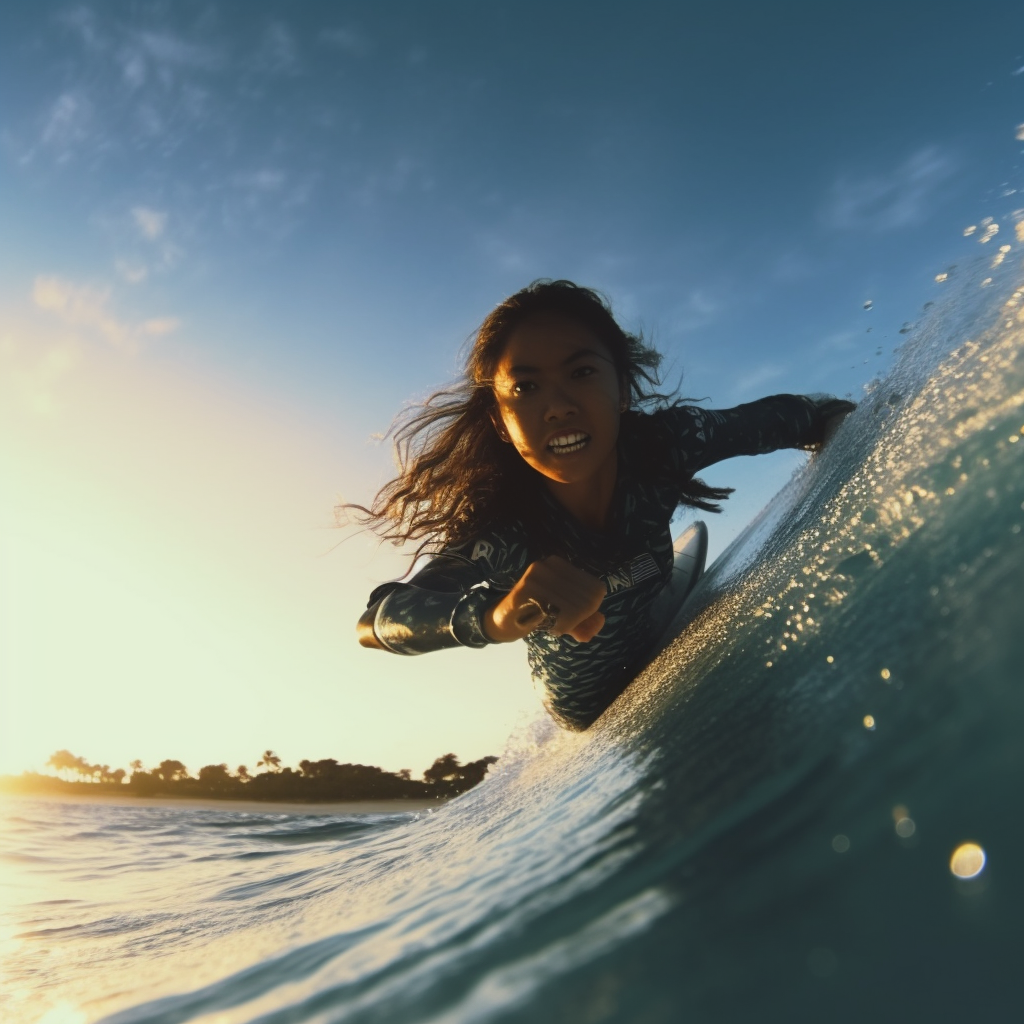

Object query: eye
[570,365,596,379]
[510,379,537,395]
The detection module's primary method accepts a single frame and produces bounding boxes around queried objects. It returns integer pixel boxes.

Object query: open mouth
[547,431,590,455]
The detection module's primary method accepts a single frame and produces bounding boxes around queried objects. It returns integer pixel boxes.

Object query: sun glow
[0,297,534,779]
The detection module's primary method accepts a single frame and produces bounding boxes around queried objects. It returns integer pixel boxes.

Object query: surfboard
[648,520,708,652]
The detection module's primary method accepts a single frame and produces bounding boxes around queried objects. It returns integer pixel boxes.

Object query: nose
[543,385,577,422]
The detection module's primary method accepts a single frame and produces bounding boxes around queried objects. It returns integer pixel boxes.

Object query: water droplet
[826,655,834,663]
[895,817,916,838]
[863,714,876,730]
[863,300,873,310]
[935,273,949,283]
[950,843,986,878]
[880,668,891,680]
[963,225,977,236]
[832,834,850,853]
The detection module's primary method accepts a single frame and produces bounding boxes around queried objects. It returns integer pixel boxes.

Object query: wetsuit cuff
[451,583,504,648]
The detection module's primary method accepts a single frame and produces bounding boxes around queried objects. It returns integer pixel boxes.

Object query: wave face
[3,261,1024,1024]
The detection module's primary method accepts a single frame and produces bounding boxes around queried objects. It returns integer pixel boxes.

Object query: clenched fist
[483,556,606,643]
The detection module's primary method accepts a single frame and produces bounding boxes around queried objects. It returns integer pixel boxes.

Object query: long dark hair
[349,280,731,556]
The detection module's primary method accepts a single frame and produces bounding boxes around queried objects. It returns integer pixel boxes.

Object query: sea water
[3,258,1023,1024]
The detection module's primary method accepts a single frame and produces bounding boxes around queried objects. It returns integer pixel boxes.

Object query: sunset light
[2,4,1021,1023]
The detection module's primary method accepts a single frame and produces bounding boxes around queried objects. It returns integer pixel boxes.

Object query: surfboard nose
[648,521,708,642]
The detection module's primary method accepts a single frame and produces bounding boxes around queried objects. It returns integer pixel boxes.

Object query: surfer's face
[491,314,624,488]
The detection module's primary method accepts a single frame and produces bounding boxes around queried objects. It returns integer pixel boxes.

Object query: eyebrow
[507,348,609,375]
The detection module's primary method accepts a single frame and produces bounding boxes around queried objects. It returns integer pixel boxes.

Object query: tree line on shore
[0,749,499,803]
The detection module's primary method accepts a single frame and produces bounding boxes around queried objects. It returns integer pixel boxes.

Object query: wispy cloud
[822,147,956,231]
[132,206,167,240]
[140,316,180,336]
[0,323,81,416]
[234,169,287,194]
[353,156,433,207]
[815,330,858,353]
[108,206,178,285]
[12,14,226,168]
[35,91,94,163]
[115,260,148,284]
[55,6,105,52]
[665,289,721,336]
[32,276,178,354]
[251,22,299,75]
[770,251,815,284]
[11,9,329,251]
[731,363,784,400]
[319,27,370,56]
[132,29,223,73]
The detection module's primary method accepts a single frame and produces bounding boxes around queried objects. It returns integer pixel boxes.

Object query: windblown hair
[351,280,732,558]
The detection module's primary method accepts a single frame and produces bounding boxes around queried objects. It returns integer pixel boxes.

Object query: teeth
[548,432,589,453]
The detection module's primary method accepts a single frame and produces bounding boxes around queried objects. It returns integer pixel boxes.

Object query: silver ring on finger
[536,601,560,634]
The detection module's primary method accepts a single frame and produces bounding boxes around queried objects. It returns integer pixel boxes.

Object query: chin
[538,461,598,485]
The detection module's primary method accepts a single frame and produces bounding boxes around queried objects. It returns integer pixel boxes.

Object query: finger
[514,599,546,631]
[566,610,605,643]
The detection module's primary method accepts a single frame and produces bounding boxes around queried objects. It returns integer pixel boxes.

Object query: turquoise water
[3,259,1023,1024]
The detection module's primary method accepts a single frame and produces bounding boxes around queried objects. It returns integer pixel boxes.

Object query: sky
[1,1,1023,778]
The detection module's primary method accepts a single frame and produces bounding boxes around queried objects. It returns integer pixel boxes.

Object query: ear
[489,410,511,443]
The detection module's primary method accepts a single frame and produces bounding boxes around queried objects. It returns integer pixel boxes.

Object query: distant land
[0,749,497,804]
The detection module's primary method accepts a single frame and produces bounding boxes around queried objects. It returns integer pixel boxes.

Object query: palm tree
[257,750,281,773]
[155,759,189,782]
[129,759,144,773]
[235,765,250,781]
[47,750,92,782]
[424,753,461,784]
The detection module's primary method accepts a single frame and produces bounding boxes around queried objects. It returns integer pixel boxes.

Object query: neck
[544,450,618,532]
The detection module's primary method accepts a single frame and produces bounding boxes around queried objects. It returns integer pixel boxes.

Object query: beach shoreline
[0,790,447,815]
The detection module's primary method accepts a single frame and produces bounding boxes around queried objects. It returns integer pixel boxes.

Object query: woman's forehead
[496,315,612,372]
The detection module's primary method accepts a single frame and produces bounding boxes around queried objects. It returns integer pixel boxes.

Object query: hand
[805,396,856,451]
[484,556,606,644]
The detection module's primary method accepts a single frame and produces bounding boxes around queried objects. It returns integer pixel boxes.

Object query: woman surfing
[353,280,854,729]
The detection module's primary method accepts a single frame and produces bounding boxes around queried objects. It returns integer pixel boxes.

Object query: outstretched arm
[804,396,857,451]
[665,394,856,472]
[359,549,608,652]
[357,553,501,655]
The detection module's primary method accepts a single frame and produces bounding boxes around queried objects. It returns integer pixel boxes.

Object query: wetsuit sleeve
[363,539,525,656]
[661,394,855,472]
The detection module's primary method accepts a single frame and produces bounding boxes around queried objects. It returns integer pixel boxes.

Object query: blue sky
[2,2,1022,776]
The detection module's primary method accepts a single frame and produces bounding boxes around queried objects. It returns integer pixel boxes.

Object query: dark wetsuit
[364,395,844,729]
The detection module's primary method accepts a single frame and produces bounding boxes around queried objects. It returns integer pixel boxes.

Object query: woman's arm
[357,554,502,655]
[358,522,552,655]
[359,548,608,652]
[664,394,856,472]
